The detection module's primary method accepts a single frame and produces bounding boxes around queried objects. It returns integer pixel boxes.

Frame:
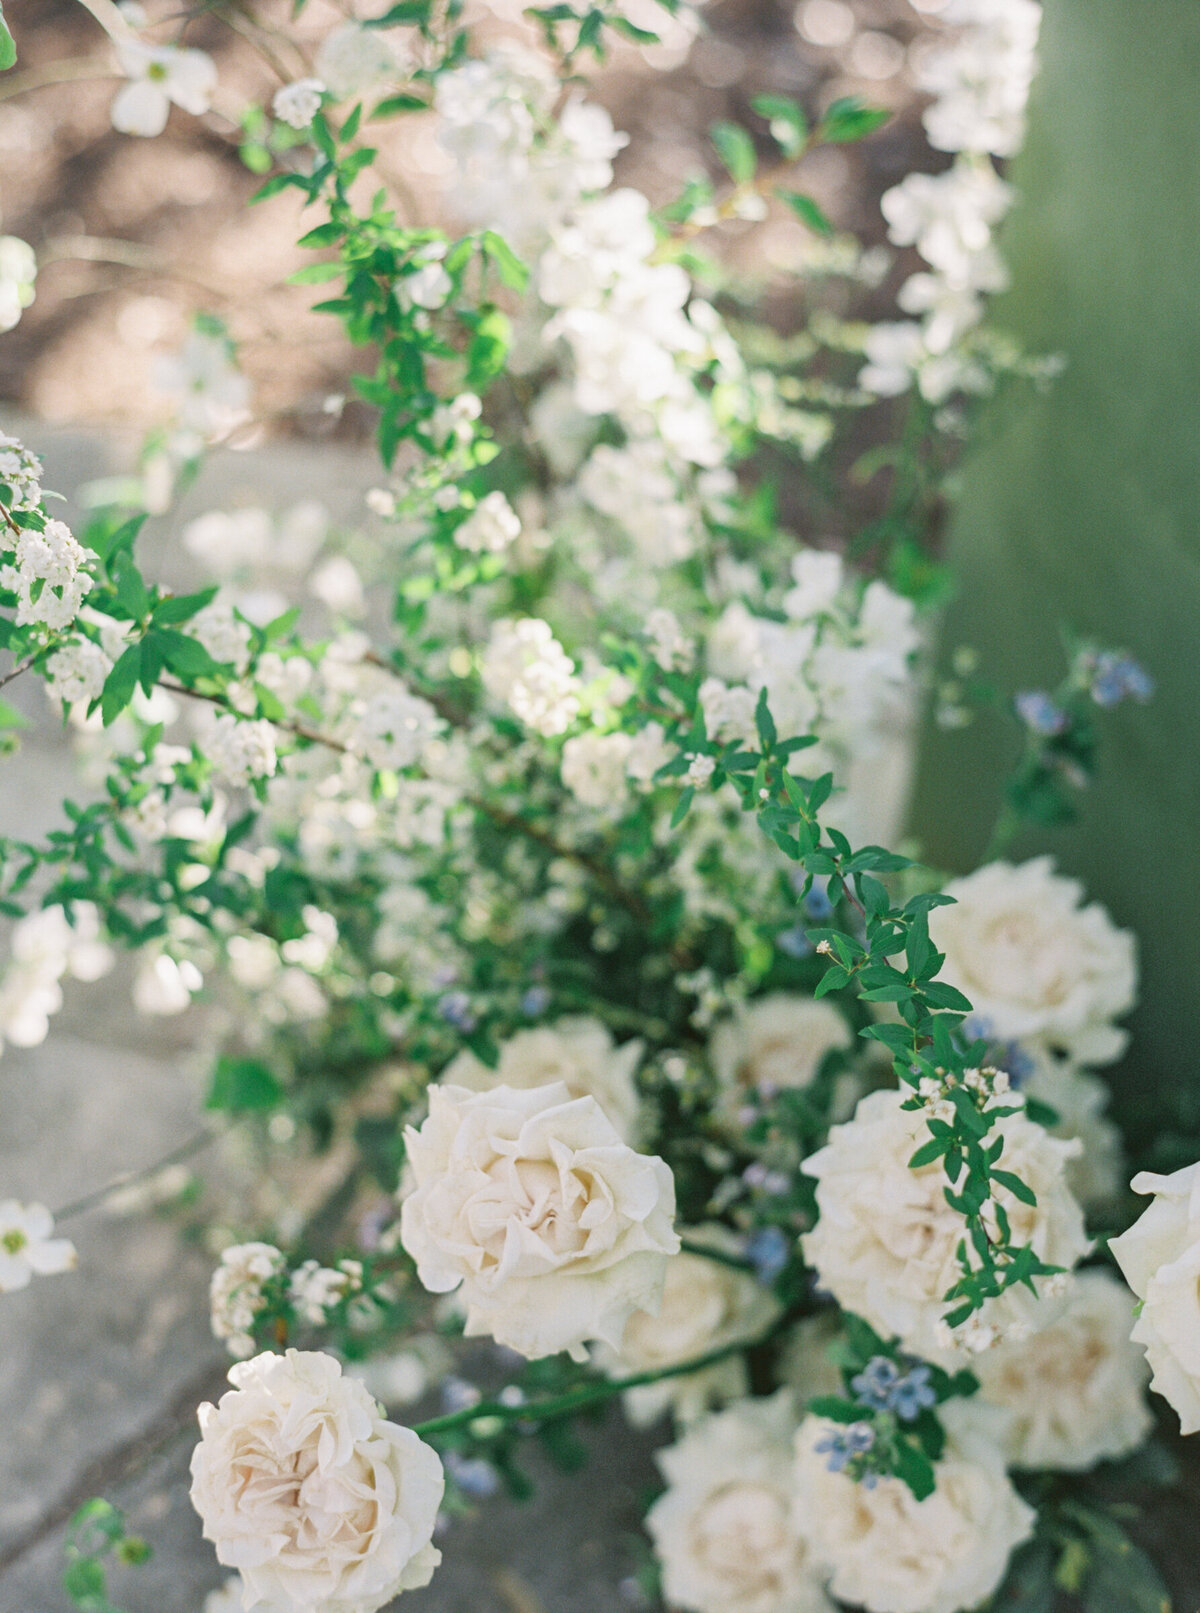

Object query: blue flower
[777,925,813,959]
[438,990,476,1032]
[816,1421,876,1474]
[520,984,551,1017]
[851,1355,936,1422]
[744,1225,790,1284]
[1088,651,1155,708]
[1014,690,1068,736]
[444,1451,499,1498]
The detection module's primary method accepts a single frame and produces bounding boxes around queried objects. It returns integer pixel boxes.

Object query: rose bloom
[1021,1054,1124,1211]
[710,993,850,1113]
[801,1089,1090,1361]
[929,858,1136,1064]
[646,1391,833,1613]
[189,1350,443,1613]
[441,1016,643,1140]
[793,1401,1035,1613]
[399,1081,679,1360]
[595,1224,782,1426]
[975,1269,1151,1470]
[1110,1161,1200,1433]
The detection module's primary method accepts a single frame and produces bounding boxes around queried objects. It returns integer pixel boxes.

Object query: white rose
[1110,1161,1200,1434]
[793,1401,1035,1613]
[398,1081,679,1360]
[441,1017,643,1141]
[1021,1054,1124,1210]
[646,1391,833,1613]
[595,1225,783,1426]
[801,1089,1090,1362]
[974,1269,1151,1470]
[929,858,1137,1064]
[710,993,851,1115]
[189,1350,443,1613]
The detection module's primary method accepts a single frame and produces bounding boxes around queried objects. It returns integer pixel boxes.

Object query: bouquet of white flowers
[0,2,1189,1611]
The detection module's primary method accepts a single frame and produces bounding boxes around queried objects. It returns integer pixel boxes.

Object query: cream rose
[595,1224,782,1425]
[1021,1055,1124,1210]
[189,1349,443,1613]
[801,1089,1090,1361]
[399,1081,679,1360]
[710,993,851,1114]
[794,1401,1034,1613]
[1109,1161,1200,1433]
[441,1016,643,1140]
[646,1391,834,1613]
[929,858,1136,1065]
[975,1269,1151,1470]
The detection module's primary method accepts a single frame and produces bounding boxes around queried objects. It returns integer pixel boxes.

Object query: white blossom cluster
[862,0,1043,402]
[0,232,36,333]
[0,519,97,633]
[0,904,114,1056]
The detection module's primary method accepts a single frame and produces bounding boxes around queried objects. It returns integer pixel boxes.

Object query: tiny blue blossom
[444,1451,499,1498]
[520,984,552,1017]
[816,1421,876,1474]
[744,1224,790,1284]
[851,1355,937,1421]
[1085,651,1155,708]
[438,990,476,1032]
[777,924,813,959]
[804,879,835,921]
[1014,690,1068,736]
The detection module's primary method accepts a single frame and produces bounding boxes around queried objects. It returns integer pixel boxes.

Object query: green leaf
[362,0,431,23]
[155,629,224,679]
[151,587,217,625]
[820,97,891,144]
[779,190,833,235]
[670,785,695,827]
[206,1056,283,1113]
[991,1168,1038,1207]
[480,231,529,292]
[711,120,756,184]
[371,92,427,118]
[100,644,142,726]
[752,94,807,157]
[0,3,16,72]
[0,696,29,730]
[891,1437,936,1500]
[754,686,776,749]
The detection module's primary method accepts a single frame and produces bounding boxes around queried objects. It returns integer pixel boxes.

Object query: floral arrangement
[0,2,1191,1611]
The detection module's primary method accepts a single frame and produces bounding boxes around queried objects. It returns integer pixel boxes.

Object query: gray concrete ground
[0,419,659,1613]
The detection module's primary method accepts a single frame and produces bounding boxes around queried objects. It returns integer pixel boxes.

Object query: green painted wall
[911,0,1200,1142]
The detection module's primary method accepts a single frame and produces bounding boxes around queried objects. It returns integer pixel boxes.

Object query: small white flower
[272,78,326,130]
[0,235,36,332]
[44,638,111,707]
[0,1201,76,1293]
[480,618,580,736]
[561,730,633,812]
[206,714,278,788]
[210,1242,285,1358]
[453,490,521,554]
[111,40,217,138]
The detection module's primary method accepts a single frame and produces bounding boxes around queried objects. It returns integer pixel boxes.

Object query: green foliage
[63,1500,151,1613]
[0,2,15,72]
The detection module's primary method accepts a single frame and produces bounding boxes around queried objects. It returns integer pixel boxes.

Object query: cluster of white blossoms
[0,903,113,1056]
[452,490,522,555]
[398,1081,679,1361]
[210,1241,286,1358]
[863,0,1043,402]
[700,550,922,844]
[190,1350,443,1613]
[0,432,44,510]
[0,1200,76,1293]
[0,519,97,633]
[801,1087,1091,1361]
[204,713,279,789]
[272,77,326,131]
[480,617,580,736]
